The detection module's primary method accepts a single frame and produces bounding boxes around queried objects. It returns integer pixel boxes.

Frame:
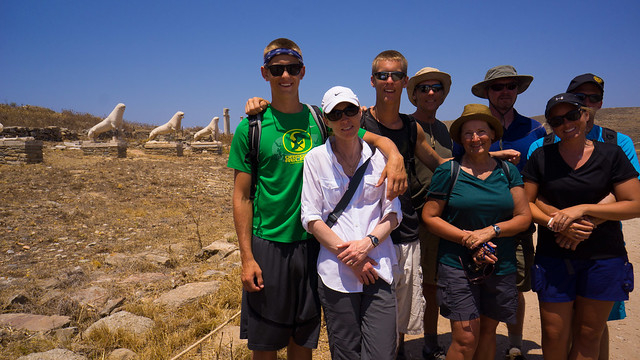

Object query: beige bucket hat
[406,67,452,106]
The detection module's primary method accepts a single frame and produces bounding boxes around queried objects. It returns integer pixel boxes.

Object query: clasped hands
[547,205,595,250]
[336,237,379,285]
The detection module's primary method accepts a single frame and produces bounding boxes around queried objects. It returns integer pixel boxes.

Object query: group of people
[227,37,640,360]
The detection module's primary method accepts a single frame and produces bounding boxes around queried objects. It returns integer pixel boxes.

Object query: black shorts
[239,235,321,351]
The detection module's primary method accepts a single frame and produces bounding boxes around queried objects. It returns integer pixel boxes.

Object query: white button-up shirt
[301,138,402,293]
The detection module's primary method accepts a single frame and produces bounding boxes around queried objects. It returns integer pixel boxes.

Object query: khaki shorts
[393,240,425,335]
[515,231,535,292]
[419,222,440,287]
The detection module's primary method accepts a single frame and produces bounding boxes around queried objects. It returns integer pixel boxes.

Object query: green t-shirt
[227,105,326,243]
[427,159,523,274]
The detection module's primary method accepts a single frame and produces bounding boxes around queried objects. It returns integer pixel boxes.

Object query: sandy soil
[401,218,640,360]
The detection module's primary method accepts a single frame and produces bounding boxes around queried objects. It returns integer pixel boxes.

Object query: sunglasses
[326,104,360,121]
[573,93,603,103]
[548,109,582,128]
[416,84,444,93]
[459,255,494,284]
[265,63,303,76]
[489,82,518,92]
[373,71,406,81]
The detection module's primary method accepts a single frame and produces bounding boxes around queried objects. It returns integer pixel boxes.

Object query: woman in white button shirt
[301,86,402,359]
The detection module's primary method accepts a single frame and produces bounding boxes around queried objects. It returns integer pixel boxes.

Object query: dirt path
[402,218,640,360]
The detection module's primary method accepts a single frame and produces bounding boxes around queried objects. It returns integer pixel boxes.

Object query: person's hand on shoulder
[491,149,521,166]
[245,97,270,116]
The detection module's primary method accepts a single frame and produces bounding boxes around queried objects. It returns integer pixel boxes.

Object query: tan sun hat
[449,104,503,143]
[406,67,452,106]
[471,65,533,99]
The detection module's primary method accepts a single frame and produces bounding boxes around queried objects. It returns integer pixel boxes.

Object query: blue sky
[1,0,639,132]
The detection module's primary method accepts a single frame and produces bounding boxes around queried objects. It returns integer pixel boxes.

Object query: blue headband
[263,48,303,65]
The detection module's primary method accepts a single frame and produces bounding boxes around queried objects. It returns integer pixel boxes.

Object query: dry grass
[0,147,239,359]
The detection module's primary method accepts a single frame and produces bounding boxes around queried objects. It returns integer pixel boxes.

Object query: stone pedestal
[189,141,223,154]
[80,140,127,158]
[144,141,183,156]
[0,137,43,164]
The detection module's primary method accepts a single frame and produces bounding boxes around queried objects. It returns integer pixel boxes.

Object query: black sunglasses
[489,82,518,92]
[573,93,603,103]
[416,84,444,93]
[373,71,406,81]
[548,109,582,128]
[326,104,360,121]
[459,255,494,284]
[265,63,303,76]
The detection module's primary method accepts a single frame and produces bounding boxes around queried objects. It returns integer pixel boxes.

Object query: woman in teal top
[422,104,531,360]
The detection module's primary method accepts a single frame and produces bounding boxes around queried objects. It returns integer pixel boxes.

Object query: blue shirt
[453,109,546,172]
[527,125,640,180]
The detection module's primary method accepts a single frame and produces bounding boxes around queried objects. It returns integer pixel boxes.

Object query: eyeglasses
[573,93,603,103]
[326,104,360,121]
[548,109,582,128]
[265,63,303,76]
[373,71,406,81]
[416,84,444,93]
[489,82,518,92]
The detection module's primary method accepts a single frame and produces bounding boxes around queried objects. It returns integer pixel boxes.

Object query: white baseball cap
[321,86,360,114]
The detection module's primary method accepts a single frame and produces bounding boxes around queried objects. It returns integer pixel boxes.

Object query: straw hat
[449,104,503,142]
[471,65,533,99]
[406,67,452,106]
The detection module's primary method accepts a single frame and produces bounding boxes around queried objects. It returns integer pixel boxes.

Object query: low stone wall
[1,126,78,141]
[80,141,127,158]
[0,137,43,164]
[188,141,223,154]
[143,141,183,156]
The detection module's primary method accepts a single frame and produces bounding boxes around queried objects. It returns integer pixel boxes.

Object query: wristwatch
[367,234,380,248]
[492,224,501,237]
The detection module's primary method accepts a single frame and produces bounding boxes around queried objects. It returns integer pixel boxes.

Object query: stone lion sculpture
[88,103,126,140]
[193,116,220,142]
[148,111,184,141]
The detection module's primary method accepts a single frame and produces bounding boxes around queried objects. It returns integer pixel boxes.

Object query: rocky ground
[1,145,639,359]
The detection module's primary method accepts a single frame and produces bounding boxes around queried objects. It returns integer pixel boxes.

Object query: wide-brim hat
[471,65,533,99]
[449,104,503,142]
[406,67,452,106]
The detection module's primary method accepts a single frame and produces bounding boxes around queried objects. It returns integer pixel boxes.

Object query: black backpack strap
[306,104,328,142]
[325,151,375,228]
[543,132,555,146]
[601,127,617,144]
[400,114,418,179]
[445,158,461,208]
[244,113,263,201]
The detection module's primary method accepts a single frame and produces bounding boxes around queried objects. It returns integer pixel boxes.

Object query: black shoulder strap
[325,150,376,228]
[445,158,461,208]
[244,113,263,201]
[306,104,328,143]
[543,132,555,146]
[401,114,418,178]
[601,127,617,144]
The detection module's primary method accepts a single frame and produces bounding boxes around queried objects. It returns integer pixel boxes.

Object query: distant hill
[443,107,639,149]
[0,103,154,132]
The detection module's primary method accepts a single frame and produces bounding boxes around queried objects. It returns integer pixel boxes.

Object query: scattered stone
[143,253,174,267]
[8,293,29,306]
[154,281,220,308]
[50,326,78,342]
[17,348,87,360]
[120,272,170,285]
[0,313,71,332]
[84,311,154,338]
[202,269,226,277]
[71,286,108,309]
[107,348,138,360]
[197,241,238,260]
[104,253,129,267]
[99,297,125,317]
